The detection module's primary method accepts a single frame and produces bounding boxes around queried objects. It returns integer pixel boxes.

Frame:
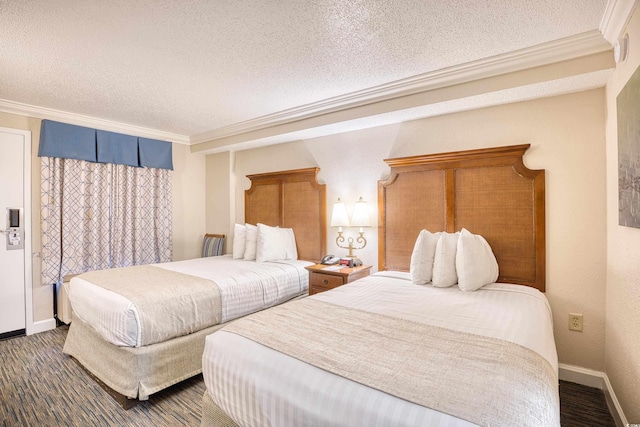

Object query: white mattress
[69,255,312,347]
[203,272,558,427]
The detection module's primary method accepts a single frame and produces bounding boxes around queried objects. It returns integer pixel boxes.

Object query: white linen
[456,228,499,291]
[203,272,558,427]
[256,223,298,262]
[409,229,440,284]
[243,224,258,260]
[69,255,311,347]
[431,231,460,287]
[232,223,247,259]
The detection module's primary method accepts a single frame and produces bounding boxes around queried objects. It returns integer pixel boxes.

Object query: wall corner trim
[29,318,56,335]
[559,363,627,427]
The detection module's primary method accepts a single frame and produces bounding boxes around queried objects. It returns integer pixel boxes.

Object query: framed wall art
[617,64,640,228]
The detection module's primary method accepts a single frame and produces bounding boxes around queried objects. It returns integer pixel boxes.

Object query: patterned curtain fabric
[40,157,172,285]
[111,164,172,267]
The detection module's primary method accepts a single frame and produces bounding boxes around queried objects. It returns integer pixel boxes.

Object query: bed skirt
[201,390,239,427]
[63,312,226,400]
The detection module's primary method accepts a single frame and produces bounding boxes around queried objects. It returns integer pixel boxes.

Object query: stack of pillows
[232,223,298,262]
[410,228,499,292]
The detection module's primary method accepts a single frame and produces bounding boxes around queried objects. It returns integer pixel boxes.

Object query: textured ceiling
[0,0,614,150]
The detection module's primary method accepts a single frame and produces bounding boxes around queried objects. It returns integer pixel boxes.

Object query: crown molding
[600,0,638,43]
[191,30,611,145]
[0,99,190,144]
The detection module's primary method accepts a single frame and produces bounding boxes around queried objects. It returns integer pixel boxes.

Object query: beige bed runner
[79,265,222,346]
[223,298,559,427]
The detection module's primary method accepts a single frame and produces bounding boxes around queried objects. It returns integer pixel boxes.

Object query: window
[38,121,172,285]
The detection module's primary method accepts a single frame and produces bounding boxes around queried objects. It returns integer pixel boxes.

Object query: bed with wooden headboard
[62,167,326,409]
[245,167,326,262]
[379,143,545,291]
[201,144,559,427]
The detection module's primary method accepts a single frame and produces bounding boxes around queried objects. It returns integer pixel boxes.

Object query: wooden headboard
[378,144,546,291]
[245,167,326,263]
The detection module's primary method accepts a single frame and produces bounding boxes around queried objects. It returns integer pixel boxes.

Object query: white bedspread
[203,272,558,427]
[69,255,312,347]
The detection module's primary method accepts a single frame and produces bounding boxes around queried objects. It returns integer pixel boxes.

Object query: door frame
[0,126,33,335]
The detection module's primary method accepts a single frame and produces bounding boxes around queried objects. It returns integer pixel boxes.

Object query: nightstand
[305,264,372,295]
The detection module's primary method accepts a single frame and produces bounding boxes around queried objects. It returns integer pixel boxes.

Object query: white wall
[210,89,608,372]
[232,136,386,267]
[205,151,234,254]
[605,4,640,421]
[171,143,207,261]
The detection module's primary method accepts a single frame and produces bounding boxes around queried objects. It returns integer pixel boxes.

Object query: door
[0,128,29,338]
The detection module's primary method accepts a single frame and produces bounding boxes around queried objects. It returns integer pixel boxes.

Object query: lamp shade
[351,197,370,227]
[330,198,350,227]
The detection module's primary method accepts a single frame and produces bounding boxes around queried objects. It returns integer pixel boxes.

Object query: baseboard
[28,318,57,335]
[559,363,605,388]
[559,363,628,427]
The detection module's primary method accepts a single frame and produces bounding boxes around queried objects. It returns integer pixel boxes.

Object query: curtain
[111,164,172,267]
[40,157,172,285]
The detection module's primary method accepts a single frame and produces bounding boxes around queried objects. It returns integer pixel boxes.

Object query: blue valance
[138,137,173,170]
[38,120,97,162]
[38,120,173,170]
[96,130,139,166]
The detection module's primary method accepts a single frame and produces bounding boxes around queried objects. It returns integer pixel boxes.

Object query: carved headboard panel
[245,167,326,263]
[378,144,546,291]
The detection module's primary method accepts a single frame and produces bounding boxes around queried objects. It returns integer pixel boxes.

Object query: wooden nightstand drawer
[310,273,344,292]
[305,264,372,295]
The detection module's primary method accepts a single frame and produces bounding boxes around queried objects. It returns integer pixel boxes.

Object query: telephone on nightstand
[321,254,340,265]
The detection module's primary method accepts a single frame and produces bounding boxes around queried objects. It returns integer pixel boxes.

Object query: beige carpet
[0,325,204,426]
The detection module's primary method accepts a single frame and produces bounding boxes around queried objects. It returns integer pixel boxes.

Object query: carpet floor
[559,380,616,427]
[1,325,618,426]
[0,325,204,426]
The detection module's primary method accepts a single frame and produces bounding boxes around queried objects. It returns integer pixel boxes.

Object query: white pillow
[243,223,258,260]
[256,223,298,262]
[410,229,441,285]
[232,223,247,259]
[456,228,499,292]
[431,232,460,288]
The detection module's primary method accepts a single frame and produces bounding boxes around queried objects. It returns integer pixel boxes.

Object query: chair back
[202,234,225,257]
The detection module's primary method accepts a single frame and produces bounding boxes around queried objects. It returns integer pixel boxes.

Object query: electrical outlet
[568,313,583,332]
